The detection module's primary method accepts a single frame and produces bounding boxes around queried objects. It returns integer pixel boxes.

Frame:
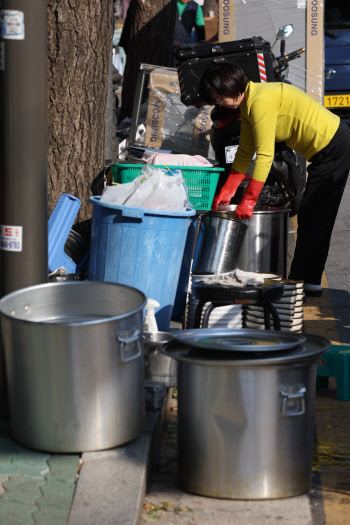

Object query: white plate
[245,321,266,330]
[245,315,304,328]
[273,296,297,304]
[247,304,303,314]
[245,321,304,332]
[260,273,282,280]
[280,280,304,290]
[246,310,304,321]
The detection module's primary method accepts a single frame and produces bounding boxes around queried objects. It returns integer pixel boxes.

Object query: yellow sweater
[232,81,340,182]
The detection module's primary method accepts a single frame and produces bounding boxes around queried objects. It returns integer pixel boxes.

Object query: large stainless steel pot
[0,281,147,453]
[162,329,330,499]
[193,206,290,277]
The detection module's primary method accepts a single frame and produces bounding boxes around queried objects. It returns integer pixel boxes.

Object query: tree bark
[48,0,113,236]
[118,0,177,122]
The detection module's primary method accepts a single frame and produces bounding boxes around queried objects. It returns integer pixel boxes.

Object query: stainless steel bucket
[162,329,330,499]
[0,281,147,453]
[144,331,176,387]
[192,211,249,274]
[193,206,290,277]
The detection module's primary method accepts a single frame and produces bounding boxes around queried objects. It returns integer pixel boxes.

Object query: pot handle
[280,385,306,416]
[117,330,142,362]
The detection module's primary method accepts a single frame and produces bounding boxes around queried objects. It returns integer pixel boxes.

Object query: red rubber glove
[235,178,265,219]
[212,169,246,209]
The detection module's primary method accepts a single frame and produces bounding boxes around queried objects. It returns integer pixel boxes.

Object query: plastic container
[89,196,196,331]
[112,163,223,210]
[48,193,81,273]
[317,344,350,400]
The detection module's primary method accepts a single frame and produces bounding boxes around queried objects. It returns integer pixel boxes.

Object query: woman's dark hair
[198,62,249,104]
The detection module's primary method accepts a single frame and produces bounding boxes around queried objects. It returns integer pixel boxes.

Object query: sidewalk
[0,216,350,525]
[0,299,349,525]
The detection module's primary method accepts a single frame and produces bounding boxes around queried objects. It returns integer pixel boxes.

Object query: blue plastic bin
[88,197,196,331]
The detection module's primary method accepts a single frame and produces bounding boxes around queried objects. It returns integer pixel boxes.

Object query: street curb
[67,410,162,525]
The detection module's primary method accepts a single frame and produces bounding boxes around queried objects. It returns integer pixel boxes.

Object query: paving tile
[36,478,76,509]
[0,455,50,478]
[32,505,73,525]
[47,455,80,482]
[0,420,50,478]
[1,474,44,504]
[30,456,79,524]
[0,495,37,525]
[0,418,80,524]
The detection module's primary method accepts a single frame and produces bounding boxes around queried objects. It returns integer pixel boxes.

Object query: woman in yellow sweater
[199,62,350,296]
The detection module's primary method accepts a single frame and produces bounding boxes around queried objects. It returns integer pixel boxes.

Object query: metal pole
[0,0,48,413]
[0,0,48,293]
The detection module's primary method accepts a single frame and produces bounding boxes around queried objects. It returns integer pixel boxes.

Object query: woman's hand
[235,179,264,219]
[212,169,246,209]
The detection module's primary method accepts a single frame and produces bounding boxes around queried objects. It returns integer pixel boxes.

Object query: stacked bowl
[185,292,243,329]
[185,273,243,329]
[245,279,304,332]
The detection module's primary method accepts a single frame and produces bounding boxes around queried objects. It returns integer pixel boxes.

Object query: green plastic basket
[111,163,224,210]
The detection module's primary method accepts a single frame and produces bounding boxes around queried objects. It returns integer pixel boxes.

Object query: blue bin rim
[89,196,196,218]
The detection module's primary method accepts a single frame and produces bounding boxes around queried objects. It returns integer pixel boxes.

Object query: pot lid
[171,329,306,353]
[161,330,331,366]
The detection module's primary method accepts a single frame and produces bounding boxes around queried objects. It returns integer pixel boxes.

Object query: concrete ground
[0,181,349,525]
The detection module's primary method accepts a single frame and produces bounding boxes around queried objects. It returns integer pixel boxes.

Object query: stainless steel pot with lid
[162,328,330,499]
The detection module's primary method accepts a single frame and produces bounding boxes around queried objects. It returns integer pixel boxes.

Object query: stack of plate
[255,272,282,281]
[185,292,243,329]
[245,279,304,333]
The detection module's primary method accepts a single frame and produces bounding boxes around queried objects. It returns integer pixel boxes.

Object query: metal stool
[192,280,284,330]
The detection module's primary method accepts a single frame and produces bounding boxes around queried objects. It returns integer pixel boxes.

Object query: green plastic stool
[317,344,350,400]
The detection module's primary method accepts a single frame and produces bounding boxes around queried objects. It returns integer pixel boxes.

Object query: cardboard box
[306,0,324,103]
[144,69,213,157]
[204,16,218,42]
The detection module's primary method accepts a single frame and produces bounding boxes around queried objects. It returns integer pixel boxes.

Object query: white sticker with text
[0,10,25,40]
[0,225,23,252]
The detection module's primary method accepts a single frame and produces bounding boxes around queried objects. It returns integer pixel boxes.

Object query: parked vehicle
[324,0,350,125]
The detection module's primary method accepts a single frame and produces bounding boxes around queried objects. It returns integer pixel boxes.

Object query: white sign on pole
[0,10,25,40]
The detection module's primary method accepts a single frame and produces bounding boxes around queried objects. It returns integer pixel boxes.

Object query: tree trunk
[48,0,113,237]
[118,0,177,122]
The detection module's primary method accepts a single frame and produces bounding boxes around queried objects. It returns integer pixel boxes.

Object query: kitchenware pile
[245,278,304,332]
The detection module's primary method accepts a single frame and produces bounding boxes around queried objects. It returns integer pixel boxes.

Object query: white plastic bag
[137,172,188,210]
[124,165,192,211]
[124,167,163,208]
[99,165,192,211]
[100,180,140,204]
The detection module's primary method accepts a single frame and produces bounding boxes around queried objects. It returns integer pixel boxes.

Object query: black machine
[174,28,306,215]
